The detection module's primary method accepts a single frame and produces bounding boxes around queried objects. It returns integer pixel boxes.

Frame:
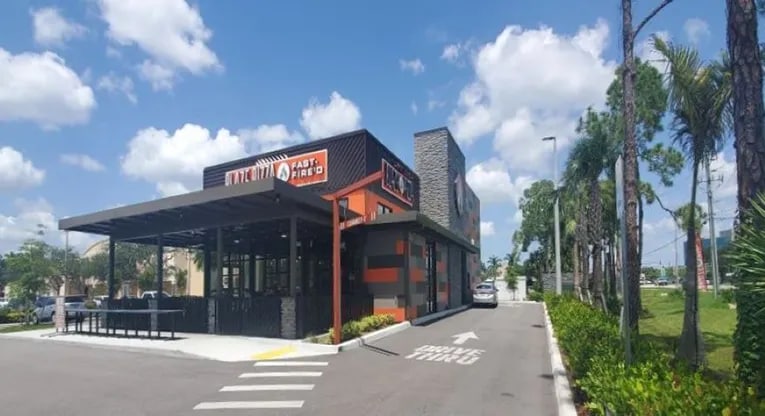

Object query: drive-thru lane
[301,302,557,416]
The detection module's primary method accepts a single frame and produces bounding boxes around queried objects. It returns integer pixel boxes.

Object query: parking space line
[193,401,304,410]
[220,384,315,392]
[239,371,323,378]
[254,361,328,367]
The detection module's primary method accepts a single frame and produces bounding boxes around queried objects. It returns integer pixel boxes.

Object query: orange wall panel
[364,267,399,283]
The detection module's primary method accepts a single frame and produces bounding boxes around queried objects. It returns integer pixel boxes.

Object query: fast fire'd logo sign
[381,159,414,206]
[225,149,328,187]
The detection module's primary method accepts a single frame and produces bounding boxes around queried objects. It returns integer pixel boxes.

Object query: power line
[643,233,684,257]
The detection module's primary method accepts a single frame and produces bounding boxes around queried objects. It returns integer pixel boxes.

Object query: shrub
[0,308,25,324]
[328,314,396,343]
[545,295,765,415]
[528,291,544,302]
[720,288,736,305]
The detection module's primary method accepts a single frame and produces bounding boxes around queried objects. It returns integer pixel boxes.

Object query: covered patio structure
[59,177,367,339]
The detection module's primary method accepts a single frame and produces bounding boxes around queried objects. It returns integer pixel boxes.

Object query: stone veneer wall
[414,129,452,230]
[280,297,296,339]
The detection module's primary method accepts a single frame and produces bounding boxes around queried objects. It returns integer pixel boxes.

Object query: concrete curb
[410,304,470,326]
[542,302,577,416]
[337,321,412,351]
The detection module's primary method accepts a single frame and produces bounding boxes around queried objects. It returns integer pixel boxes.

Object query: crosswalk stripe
[194,401,304,410]
[239,371,323,378]
[254,361,328,367]
[220,384,315,392]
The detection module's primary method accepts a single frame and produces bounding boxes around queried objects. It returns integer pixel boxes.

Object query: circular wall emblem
[276,162,291,182]
[455,174,465,216]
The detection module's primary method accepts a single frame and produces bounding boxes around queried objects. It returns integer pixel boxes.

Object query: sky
[0,0,740,269]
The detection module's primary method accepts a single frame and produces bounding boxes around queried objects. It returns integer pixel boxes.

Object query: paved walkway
[0,325,336,362]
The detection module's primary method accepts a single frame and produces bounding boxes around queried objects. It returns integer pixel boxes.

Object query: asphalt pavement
[301,302,557,416]
[0,302,556,416]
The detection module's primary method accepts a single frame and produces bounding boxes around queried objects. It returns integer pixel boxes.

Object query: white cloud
[0,147,45,190]
[299,91,362,140]
[428,99,446,111]
[0,48,96,129]
[121,124,248,196]
[399,58,425,75]
[684,18,710,44]
[440,41,475,66]
[98,0,222,90]
[60,154,106,172]
[644,216,677,235]
[237,124,305,154]
[708,151,737,199]
[441,44,461,62]
[448,19,617,174]
[97,72,137,103]
[411,101,418,115]
[31,7,87,47]
[480,221,496,236]
[0,198,100,254]
[466,158,535,205]
[637,31,671,73]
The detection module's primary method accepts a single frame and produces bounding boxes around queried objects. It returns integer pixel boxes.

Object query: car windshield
[64,296,85,303]
[476,284,494,290]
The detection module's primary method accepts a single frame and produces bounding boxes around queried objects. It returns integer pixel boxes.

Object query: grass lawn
[640,288,736,378]
[0,322,53,334]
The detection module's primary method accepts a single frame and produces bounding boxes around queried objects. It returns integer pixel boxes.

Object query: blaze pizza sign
[381,159,414,206]
[225,149,328,187]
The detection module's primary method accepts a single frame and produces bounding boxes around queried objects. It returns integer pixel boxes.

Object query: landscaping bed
[545,294,763,415]
[306,314,396,344]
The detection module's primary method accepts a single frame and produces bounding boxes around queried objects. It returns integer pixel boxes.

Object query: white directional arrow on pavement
[451,331,479,345]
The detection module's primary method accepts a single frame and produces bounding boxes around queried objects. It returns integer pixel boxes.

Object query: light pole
[543,136,562,295]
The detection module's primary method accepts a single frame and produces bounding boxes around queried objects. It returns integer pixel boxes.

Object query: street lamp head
[542,136,556,142]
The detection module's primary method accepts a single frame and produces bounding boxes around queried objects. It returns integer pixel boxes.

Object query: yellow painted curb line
[251,345,297,360]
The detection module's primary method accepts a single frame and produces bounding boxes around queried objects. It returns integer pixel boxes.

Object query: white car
[472,282,499,308]
[31,296,86,324]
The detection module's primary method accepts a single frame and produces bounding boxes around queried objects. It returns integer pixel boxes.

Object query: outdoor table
[64,308,184,340]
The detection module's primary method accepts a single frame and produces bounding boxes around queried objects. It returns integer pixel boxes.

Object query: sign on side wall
[381,159,414,206]
[225,149,328,187]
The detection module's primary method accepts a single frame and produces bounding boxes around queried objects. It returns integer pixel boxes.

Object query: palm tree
[487,256,501,280]
[654,37,731,369]
[564,108,615,311]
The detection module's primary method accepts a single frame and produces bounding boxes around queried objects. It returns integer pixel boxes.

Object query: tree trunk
[677,162,705,369]
[590,178,606,311]
[621,0,641,333]
[727,0,765,216]
[726,0,765,394]
[573,240,581,300]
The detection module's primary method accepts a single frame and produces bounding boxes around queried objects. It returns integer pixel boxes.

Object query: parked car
[140,291,171,299]
[31,296,86,324]
[472,282,498,308]
[656,277,670,286]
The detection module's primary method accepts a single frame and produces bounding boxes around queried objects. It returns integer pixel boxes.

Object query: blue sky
[0,0,739,269]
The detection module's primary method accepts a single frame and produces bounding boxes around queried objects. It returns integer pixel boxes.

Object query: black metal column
[216,227,223,296]
[203,242,211,298]
[248,247,255,297]
[156,235,164,309]
[289,216,298,296]
[107,237,115,301]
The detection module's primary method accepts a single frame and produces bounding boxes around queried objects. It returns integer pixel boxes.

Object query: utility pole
[705,156,721,298]
[543,136,562,295]
[674,225,678,282]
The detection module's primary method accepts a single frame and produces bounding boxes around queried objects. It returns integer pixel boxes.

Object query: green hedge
[0,308,25,324]
[545,294,764,415]
[328,314,396,343]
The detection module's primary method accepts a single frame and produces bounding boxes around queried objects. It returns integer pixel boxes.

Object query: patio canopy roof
[59,177,350,247]
[366,211,479,254]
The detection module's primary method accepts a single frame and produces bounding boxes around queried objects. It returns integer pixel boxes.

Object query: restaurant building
[59,127,481,339]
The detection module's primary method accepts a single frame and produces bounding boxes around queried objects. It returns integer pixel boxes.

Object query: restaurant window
[377,203,392,215]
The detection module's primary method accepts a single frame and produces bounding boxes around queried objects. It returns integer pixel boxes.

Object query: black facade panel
[367,254,405,269]
[202,130,368,194]
[365,135,420,210]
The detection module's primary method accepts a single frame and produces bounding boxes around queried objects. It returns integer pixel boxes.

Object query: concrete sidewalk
[0,326,337,362]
